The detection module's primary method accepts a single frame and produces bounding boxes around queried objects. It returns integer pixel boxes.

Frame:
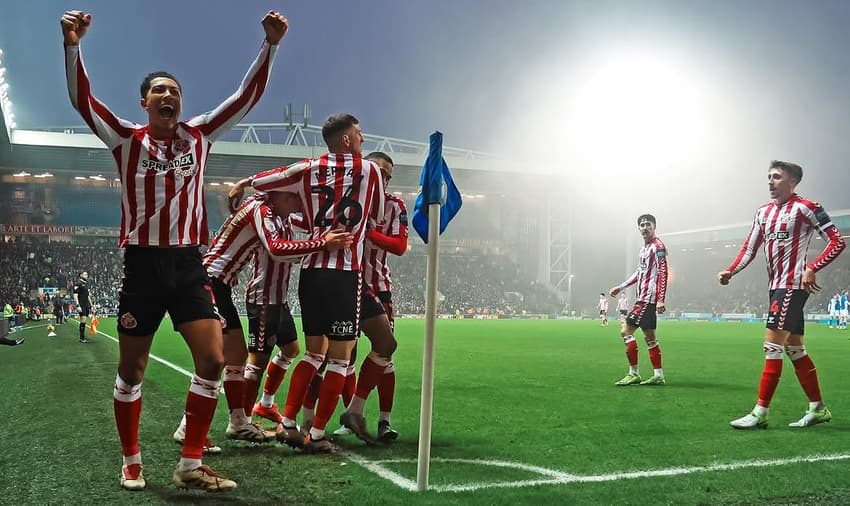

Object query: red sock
[182,375,220,460]
[648,344,662,369]
[378,364,395,413]
[263,358,288,396]
[312,361,347,431]
[303,373,323,410]
[283,357,321,421]
[342,368,357,407]
[625,339,638,367]
[223,365,244,412]
[757,359,783,407]
[113,375,142,457]
[355,355,388,399]
[792,354,822,403]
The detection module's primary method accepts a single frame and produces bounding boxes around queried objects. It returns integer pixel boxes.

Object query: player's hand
[61,10,91,46]
[718,270,733,286]
[657,303,666,314]
[802,268,821,293]
[227,178,251,213]
[323,229,354,251]
[262,11,289,45]
[609,287,620,297]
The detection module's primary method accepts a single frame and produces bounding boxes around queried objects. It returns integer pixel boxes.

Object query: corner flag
[411,132,462,243]
[414,131,462,492]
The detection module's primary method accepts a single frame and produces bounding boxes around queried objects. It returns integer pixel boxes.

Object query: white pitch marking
[88,321,195,379]
[360,454,850,493]
[85,321,850,494]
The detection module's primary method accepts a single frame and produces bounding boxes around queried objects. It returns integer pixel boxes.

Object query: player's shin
[113,375,143,464]
[757,342,785,411]
[377,361,395,422]
[282,352,324,426]
[179,375,220,470]
[311,359,348,439]
[787,345,823,406]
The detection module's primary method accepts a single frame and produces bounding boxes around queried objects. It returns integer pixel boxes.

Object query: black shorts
[626,301,657,331]
[619,309,628,316]
[117,246,221,336]
[298,268,361,341]
[599,310,606,317]
[247,302,298,353]
[211,277,242,331]
[360,283,387,322]
[377,291,395,328]
[766,289,809,335]
[78,305,92,317]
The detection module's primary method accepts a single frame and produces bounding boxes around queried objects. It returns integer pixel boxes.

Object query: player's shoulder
[652,237,667,250]
[791,194,823,213]
[386,193,407,207]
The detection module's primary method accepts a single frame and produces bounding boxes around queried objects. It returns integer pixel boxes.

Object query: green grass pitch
[3,317,850,505]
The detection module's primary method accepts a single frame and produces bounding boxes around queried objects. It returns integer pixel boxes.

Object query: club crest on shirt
[174,139,191,154]
[120,312,138,329]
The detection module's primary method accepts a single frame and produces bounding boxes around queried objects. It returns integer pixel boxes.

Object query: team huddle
[60,7,848,496]
[61,9,410,492]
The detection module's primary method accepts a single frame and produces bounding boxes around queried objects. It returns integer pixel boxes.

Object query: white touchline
[88,322,850,494]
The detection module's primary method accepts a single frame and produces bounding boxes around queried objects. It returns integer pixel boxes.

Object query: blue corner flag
[411,132,463,243]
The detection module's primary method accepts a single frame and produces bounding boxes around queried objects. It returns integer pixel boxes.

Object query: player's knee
[282,340,300,358]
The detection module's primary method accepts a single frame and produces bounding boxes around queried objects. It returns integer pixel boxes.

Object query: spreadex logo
[331,320,355,335]
[141,153,196,176]
[765,231,790,241]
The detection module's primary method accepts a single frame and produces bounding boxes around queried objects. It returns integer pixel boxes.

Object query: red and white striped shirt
[64,41,277,247]
[204,196,328,290]
[727,194,846,290]
[618,237,668,304]
[363,194,408,292]
[245,237,296,306]
[250,153,385,271]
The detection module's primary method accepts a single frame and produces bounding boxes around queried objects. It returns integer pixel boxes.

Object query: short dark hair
[140,71,181,99]
[365,151,394,166]
[637,214,656,226]
[769,160,803,183]
[322,114,359,147]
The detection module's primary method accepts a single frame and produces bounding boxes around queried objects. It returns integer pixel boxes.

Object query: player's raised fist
[61,10,91,46]
[262,11,289,45]
[717,270,732,286]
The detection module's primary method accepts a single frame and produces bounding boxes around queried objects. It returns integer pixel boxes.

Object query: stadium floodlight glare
[13,171,31,177]
[209,182,221,186]
[74,176,86,180]
[34,172,54,178]
[223,181,235,186]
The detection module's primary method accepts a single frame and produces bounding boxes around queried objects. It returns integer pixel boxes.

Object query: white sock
[653,368,664,377]
[123,452,142,468]
[379,411,391,423]
[809,401,824,411]
[629,365,639,375]
[309,427,326,440]
[177,457,202,472]
[753,405,768,417]
[260,392,275,408]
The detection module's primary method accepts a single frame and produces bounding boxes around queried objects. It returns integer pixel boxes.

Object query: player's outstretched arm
[60,10,90,46]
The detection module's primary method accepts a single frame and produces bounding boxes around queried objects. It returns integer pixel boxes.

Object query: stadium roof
[0,120,538,195]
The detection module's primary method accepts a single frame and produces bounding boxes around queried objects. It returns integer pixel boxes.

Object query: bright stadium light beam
[568,51,710,173]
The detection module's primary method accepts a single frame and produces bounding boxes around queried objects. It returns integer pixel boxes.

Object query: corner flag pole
[416,201,441,491]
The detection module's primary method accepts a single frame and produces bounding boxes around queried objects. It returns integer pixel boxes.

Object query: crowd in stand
[0,237,563,319]
[6,236,850,319]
